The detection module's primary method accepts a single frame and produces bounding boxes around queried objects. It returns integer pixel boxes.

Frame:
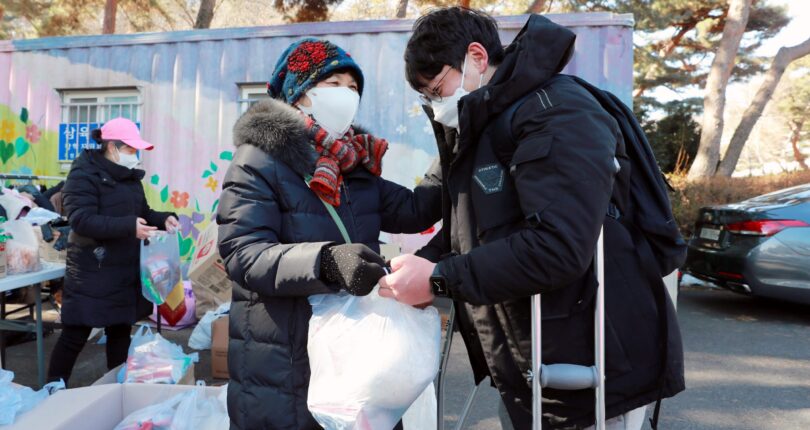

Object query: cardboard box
[5,383,224,430]
[211,315,229,379]
[92,362,196,386]
[189,223,231,318]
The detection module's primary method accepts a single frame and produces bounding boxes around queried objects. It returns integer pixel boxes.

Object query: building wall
[0,13,633,258]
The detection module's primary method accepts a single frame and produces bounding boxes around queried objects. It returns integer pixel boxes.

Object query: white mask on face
[114,145,140,169]
[430,55,484,130]
[298,86,361,139]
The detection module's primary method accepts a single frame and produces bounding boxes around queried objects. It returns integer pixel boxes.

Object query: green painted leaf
[150,174,160,185]
[210,161,218,172]
[202,170,212,178]
[14,138,29,157]
[195,199,200,212]
[179,237,194,258]
[160,185,169,203]
[20,108,28,123]
[219,151,233,161]
[0,141,14,164]
[211,199,219,213]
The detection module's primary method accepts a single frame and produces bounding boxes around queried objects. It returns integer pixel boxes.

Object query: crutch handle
[540,363,598,391]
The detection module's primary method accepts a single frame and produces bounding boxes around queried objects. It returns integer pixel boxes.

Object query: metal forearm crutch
[532,226,606,430]
[437,304,455,430]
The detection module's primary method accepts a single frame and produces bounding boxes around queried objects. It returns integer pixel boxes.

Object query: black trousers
[47,324,132,385]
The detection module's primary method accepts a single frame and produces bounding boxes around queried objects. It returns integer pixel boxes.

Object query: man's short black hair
[404,7,505,91]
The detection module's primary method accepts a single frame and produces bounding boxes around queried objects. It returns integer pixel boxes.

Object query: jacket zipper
[341,183,357,243]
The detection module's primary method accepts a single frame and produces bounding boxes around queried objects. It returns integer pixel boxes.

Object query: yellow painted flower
[205,176,219,192]
[0,120,15,141]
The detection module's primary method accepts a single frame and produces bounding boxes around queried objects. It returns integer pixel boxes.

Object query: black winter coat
[217,99,442,430]
[62,150,174,327]
[422,15,685,429]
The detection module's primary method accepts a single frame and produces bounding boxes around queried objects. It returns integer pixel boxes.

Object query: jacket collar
[79,150,145,183]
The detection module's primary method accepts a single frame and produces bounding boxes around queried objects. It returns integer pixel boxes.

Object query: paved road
[660,285,810,430]
[3,285,810,429]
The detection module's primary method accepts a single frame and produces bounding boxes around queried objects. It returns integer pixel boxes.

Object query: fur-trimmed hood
[232,98,317,178]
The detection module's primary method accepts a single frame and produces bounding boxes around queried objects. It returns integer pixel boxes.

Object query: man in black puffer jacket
[381,9,685,430]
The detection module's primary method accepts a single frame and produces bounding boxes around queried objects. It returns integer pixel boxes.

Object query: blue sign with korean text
[58,122,140,161]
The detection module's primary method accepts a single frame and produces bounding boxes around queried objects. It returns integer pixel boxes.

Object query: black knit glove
[320,244,387,296]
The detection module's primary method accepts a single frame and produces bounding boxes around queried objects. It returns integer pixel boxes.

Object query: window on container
[61,89,141,124]
[59,89,141,167]
[238,84,270,114]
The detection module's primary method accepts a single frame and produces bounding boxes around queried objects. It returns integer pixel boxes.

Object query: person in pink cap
[47,117,180,385]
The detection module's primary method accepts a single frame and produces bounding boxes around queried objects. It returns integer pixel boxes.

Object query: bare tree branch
[717,36,810,176]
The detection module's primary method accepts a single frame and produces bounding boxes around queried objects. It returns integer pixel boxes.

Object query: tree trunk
[716,36,810,177]
[527,0,547,13]
[789,119,808,171]
[459,0,470,8]
[687,0,752,180]
[102,0,117,34]
[396,0,408,18]
[194,0,216,29]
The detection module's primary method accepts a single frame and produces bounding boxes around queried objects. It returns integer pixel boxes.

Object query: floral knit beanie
[268,38,365,105]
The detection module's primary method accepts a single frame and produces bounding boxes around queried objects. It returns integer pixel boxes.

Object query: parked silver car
[682,183,810,304]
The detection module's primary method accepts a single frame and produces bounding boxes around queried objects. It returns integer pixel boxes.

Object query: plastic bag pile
[307,286,441,430]
[0,369,65,425]
[114,384,229,430]
[118,326,199,384]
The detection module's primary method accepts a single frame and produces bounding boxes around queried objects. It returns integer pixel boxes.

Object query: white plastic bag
[140,231,181,305]
[114,390,186,430]
[402,383,437,430]
[120,325,199,384]
[22,207,61,225]
[0,369,64,425]
[2,220,41,275]
[188,302,230,350]
[114,384,229,430]
[307,286,441,430]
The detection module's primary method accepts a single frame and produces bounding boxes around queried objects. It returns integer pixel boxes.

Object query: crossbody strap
[305,175,352,244]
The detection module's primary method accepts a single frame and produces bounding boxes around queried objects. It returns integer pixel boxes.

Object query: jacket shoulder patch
[473,164,505,195]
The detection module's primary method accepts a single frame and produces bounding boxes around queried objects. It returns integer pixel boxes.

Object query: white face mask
[430,55,484,130]
[114,145,140,169]
[298,86,360,139]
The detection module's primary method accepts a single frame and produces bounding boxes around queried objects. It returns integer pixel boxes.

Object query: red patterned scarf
[303,116,388,206]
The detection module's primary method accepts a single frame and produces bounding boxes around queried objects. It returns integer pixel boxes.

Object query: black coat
[217,99,442,430]
[62,150,174,328]
[422,15,685,429]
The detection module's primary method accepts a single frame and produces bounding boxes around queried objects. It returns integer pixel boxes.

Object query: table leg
[1,291,6,369]
[36,282,44,388]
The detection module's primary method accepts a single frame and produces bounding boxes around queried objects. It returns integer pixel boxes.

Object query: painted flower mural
[0,119,15,142]
[170,191,190,209]
[205,177,218,192]
[25,124,41,144]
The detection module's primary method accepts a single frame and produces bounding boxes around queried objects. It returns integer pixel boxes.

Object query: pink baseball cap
[100,118,154,151]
